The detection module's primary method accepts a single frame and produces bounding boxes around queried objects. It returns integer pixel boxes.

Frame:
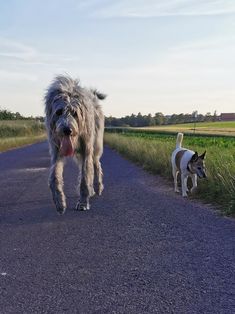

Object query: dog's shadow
[0,158,105,227]
[0,194,105,227]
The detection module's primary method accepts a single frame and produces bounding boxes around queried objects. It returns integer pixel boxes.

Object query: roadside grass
[104,132,235,216]
[0,120,45,138]
[0,134,46,152]
[0,120,46,152]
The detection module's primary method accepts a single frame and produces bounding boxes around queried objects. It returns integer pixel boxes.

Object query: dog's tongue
[60,136,74,157]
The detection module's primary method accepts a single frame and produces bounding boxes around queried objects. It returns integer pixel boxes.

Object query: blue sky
[0,0,234,117]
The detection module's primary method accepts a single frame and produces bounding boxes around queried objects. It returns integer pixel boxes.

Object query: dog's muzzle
[198,171,207,179]
[63,126,73,136]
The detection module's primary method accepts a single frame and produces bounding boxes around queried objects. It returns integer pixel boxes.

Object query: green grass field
[139,121,235,136]
[105,129,235,216]
[0,120,46,152]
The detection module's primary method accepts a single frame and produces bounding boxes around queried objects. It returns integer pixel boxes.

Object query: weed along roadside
[104,129,235,216]
[0,120,46,152]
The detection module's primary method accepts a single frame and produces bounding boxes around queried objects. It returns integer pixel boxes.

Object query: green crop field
[105,128,235,216]
[139,121,235,136]
[0,120,46,152]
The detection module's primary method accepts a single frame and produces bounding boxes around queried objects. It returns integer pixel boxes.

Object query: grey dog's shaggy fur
[45,75,106,214]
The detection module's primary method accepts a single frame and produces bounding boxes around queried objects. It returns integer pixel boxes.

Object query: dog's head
[45,76,106,157]
[189,151,207,178]
[45,76,84,157]
[50,95,81,157]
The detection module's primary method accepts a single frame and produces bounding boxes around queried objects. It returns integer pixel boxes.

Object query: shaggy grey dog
[45,75,106,214]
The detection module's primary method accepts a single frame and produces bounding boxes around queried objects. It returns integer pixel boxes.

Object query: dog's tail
[176,133,183,148]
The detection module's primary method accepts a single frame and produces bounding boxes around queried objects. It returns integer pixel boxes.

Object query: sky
[0,0,234,117]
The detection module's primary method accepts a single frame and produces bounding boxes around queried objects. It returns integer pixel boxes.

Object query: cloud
[95,33,235,116]
[0,38,80,66]
[0,38,81,85]
[0,70,38,81]
[0,38,37,61]
[90,0,235,18]
[76,0,104,10]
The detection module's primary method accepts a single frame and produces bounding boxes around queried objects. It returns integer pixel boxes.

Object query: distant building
[220,113,235,121]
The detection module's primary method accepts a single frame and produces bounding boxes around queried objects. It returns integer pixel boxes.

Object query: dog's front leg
[49,157,66,214]
[181,173,188,197]
[190,174,198,193]
[77,152,94,211]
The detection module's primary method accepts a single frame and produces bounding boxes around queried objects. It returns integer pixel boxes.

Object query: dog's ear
[92,89,107,100]
[45,89,61,117]
[200,150,206,160]
[191,152,198,162]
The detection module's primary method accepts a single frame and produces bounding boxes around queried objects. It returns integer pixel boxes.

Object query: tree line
[0,108,25,120]
[105,111,219,127]
[0,108,44,121]
[0,107,219,127]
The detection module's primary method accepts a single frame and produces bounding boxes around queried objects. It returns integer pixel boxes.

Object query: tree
[154,112,165,125]
[205,112,212,122]
[212,110,218,122]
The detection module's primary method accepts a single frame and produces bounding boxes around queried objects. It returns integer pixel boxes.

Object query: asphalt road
[0,141,235,314]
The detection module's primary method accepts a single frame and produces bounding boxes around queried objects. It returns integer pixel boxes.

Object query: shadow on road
[0,195,106,226]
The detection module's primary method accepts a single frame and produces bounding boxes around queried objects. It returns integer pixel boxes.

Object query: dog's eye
[72,111,78,118]
[56,108,63,116]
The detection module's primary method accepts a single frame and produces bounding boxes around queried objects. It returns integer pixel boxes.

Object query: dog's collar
[187,162,194,174]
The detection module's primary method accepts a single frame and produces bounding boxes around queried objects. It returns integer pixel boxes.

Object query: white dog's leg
[181,173,188,197]
[190,174,197,193]
[173,167,179,193]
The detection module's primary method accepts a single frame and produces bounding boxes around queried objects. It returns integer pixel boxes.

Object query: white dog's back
[171,133,194,172]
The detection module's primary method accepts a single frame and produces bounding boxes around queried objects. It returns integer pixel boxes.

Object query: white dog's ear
[191,152,198,162]
[200,150,206,159]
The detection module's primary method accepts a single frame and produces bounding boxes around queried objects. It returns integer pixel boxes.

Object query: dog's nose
[63,127,72,136]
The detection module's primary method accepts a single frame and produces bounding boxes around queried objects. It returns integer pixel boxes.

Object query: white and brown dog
[171,133,207,197]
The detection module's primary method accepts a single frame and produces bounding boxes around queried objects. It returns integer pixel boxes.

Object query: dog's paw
[94,183,104,196]
[54,199,66,215]
[76,202,90,211]
[174,188,180,193]
[190,187,197,194]
[56,205,66,215]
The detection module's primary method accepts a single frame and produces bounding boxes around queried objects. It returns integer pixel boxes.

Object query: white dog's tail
[176,133,183,148]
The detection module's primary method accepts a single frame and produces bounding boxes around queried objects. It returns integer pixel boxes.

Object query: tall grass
[0,120,45,138]
[105,132,235,216]
[0,120,46,152]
